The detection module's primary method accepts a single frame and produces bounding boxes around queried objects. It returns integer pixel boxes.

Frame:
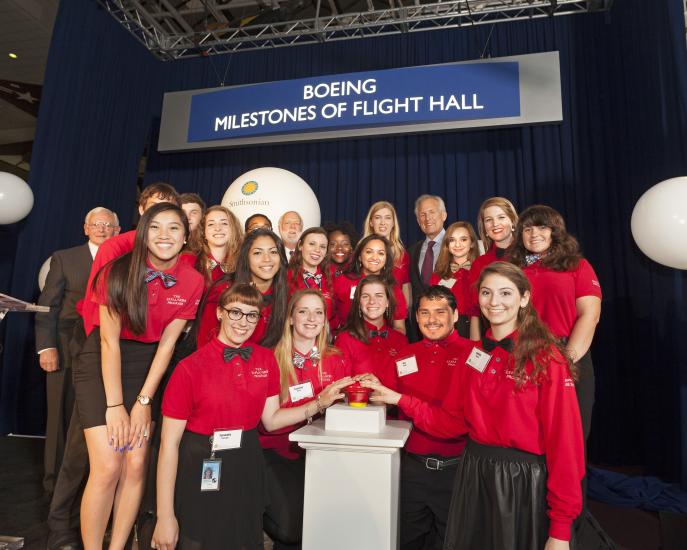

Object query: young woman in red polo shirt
[361,201,411,308]
[196,227,288,348]
[430,221,480,338]
[468,197,519,340]
[332,235,407,334]
[334,274,408,381]
[365,262,585,549]
[260,289,351,548]
[509,205,602,441]
[194,205,243,286]
[286,227,334,321]
[152,285,352,550]
[325,221,359,276]
[73,203,204,549]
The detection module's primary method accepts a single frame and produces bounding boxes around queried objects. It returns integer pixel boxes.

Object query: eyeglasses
[221,307,260,324]
[88,222,117,230]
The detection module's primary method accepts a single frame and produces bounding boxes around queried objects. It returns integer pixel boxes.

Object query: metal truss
[99,0,614,59]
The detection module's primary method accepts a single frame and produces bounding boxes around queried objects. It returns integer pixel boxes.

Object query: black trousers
[262,449,305,549]
[401,453,459,550]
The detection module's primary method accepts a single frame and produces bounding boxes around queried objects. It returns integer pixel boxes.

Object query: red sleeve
[396,364,468,439]
[92,264,112,306]
[539,355,585,541]
[573,259,602,300]
[197,281,230,347]
[392,284,408,320]
[330,341,353,378]
[429,273,440,286]
[266,351,281,398]
[176,273,204,320]
[394,251,410,285]
[161,362,194,420]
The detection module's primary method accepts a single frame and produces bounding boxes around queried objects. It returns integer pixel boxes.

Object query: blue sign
[187,62,521,142]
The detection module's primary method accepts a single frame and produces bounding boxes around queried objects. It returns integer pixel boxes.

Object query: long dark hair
[344,234,396,284]
[434,221,479,279]
[287,227,332,292]
[341,275,397,344]
[97,202,188,335]
[233,228,288,348]
[478,262,576,387]
[509,205,584,271]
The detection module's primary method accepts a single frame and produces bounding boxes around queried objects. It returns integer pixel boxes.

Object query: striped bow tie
[303,272,322,289]
[145,268,177,288]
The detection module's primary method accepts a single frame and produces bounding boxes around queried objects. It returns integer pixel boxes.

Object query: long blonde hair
[273,289,339,403]
[476,197,518,251]
[362,201,405,267]
[196,205,244,285]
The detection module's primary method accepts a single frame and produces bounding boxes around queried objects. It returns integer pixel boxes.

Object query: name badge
[438,278,456,289]
[396,355,419,377]
[211,429,243,451]
[289,381,314,403]
[349,285,358,300]
[466,347,492,373]
[201,458,221,491]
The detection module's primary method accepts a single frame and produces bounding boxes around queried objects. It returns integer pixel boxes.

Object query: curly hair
[509,205,584,272]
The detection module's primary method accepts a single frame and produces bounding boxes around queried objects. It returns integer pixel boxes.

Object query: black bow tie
[369,329,388,339]
[481,337,514,353]
[223,346,252,362]
[145,268,177,288]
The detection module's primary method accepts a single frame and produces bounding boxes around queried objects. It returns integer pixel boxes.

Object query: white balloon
[0,172,34,225]
[221,167,320,231]
[631,177,687,270]
[38,257,52,291]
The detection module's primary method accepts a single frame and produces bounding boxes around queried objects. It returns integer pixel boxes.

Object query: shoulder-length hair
[509,205,583,271]
[344,234,396,285]
[434,221,479,279]
[341,275,397,345]
[477,262,576,387]
[361,201,405,267]
[196,205,244,285]
[287,227,332,291]
[476,197,518,251]
[273,289,339,402]
[218,283,264,311]
[233,227,288,348]
[98,202,188,335]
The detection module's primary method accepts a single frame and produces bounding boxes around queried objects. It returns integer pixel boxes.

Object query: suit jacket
[35,243,93,354]
[408,240,426,307]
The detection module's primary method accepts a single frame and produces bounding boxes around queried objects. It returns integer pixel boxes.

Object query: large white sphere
[0,172,34,225]
[221,167,320,231]
[38,256,52,291]
[631,177,687,269]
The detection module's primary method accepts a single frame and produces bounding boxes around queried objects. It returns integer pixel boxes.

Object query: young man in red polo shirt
[380,285,471,550]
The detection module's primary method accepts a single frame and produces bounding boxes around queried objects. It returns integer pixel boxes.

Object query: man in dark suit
[407,194,448,342]
[36,206,119,548]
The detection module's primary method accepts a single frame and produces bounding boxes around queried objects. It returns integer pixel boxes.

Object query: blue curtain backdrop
[1,0,686,484]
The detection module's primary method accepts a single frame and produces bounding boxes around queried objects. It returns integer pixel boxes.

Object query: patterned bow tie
[525,253,543,266]
[224,346,252,362]
[208,259,219,271]
[369,329,388,339]
[293,347,320,369]
[303,272,323,289]
[482,337,514,353]
[423,338,450,348]
[145,268,177,288]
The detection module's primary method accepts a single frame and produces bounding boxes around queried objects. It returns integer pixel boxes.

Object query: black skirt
[175,429,267,550]
[444,440,574,550]
[72,329,158,429]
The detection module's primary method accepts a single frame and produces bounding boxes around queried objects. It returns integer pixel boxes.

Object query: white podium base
[290,419,411,550]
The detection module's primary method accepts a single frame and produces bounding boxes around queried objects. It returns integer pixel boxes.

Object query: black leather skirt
[444,439,572,550]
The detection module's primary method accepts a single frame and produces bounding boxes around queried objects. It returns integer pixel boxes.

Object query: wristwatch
[136,394,151,406]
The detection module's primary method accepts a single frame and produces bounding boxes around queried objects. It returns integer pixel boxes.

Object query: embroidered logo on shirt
[250,367,269,378]
[446,357,459,367]
[166,294,188,306]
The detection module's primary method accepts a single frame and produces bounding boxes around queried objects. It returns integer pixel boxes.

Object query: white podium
[289,408,411,550]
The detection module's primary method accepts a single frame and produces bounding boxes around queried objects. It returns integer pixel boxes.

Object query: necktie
[223,346,253,362]
[525,253,542,266]
[421,241,435,286]
[369,329,389,339]
[481,336,514,353]
[145,268,177,288]
[303,272,323,289]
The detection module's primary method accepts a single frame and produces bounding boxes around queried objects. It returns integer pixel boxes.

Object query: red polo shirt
[334,321,407,380]
[197,279,231,347]
[331,273,407,330]
[430,268,472,316]
[392,250,410,285]
[93,257,203,343]
[465,244,507,317]
[387,330,471,457]
[398,331,584,541]
[162,338,280,435]
[287,266,334,321]
[259,350,351,459]
[524,259,602,338]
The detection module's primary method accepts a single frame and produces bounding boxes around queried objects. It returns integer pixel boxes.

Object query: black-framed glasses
[221,307,260,324]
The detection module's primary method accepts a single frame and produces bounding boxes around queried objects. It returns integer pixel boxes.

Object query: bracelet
[305,403,315,425]
[106,403,123,408]
[316,395,325,415]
